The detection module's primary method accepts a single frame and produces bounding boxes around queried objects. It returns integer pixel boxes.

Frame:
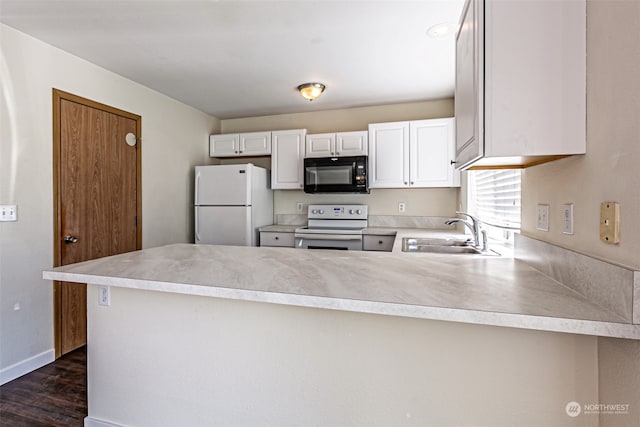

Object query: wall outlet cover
[536,204,549,232]
[562,203,574,235]
[0,205,17,222]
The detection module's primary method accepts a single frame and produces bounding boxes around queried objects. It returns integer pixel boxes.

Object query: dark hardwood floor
[0,347,87,426]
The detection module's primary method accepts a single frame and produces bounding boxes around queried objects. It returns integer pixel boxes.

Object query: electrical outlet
[0,205,17,221]
[600,202,620,244]
[536,204,549,231]
[562,204,574,235]
[99,286,111,306]
[398,202,406,213]
[296,202,303,212]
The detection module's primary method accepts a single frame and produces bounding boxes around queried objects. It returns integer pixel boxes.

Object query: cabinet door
[368,122,409,188]
[271,129,306,190]
[410,118,459,187]
[209,134,239,157]
[305,133,335,158]
[240,132,271,156]
[454,0,484,169]
[336,131,368,156]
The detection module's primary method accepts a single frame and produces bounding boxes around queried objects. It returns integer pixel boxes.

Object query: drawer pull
[275,236,279,240]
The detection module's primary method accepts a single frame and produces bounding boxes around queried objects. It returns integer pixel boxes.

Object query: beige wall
[88,285,599,427]
[520,2,640,424]
[220,99,460,217]
[0,24,219,377]
[521,1,640,270]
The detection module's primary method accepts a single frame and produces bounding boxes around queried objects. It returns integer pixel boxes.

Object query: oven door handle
[294,233,362,241]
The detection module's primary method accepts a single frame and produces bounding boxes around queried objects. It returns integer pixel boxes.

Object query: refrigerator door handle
[195,171,200,205]
[195,207,201,243]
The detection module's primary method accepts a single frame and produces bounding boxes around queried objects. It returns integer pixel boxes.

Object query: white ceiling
[0,0,464,119]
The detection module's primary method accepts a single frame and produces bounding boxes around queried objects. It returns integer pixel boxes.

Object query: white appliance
[294,204,368,250]
[194,164,273,246]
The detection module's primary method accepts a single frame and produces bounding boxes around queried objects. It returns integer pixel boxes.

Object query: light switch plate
[0,205,17,221]
[562,203,574,235]
[536,204,549,231]
[600,202,620,244]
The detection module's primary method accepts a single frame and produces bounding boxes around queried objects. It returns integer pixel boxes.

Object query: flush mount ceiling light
[297,82,326,101]
[426,23,454,39]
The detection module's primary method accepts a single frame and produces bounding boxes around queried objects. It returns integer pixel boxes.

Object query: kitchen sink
[401,237,500,256]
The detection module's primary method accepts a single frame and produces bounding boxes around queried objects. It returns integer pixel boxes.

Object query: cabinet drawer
[260,231,295,247]
[363,235,395,252]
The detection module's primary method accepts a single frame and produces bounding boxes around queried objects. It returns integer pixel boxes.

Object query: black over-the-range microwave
[303,155,369,194]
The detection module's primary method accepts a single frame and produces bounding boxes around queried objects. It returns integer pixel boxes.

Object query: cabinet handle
[275,236,279,240]
[410,181,414,185]
[378,240,383,244]
[239,150,243,153]
[235,151,239,154]
[404,181,408,185]
[336,152,340,155]
[450,160,457,165]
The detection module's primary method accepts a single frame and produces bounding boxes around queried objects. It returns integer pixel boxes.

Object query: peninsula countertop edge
[43,243,640,340]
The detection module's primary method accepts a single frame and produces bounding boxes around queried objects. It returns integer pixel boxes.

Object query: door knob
[64,235,78,244]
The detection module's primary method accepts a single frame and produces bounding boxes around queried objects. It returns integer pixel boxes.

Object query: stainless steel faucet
[445,211,487,251]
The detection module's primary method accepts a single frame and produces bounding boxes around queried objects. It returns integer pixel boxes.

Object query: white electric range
[294,204,368,251]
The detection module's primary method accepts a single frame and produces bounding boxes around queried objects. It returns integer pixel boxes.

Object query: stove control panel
[307,204,368,220]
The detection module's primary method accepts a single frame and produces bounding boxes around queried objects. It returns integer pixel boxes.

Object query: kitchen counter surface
[44,241,640,339]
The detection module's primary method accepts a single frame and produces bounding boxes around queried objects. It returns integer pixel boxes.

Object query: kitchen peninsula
[44,237,639,426]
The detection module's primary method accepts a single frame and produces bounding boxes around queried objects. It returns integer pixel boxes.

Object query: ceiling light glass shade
[297,82,326,101]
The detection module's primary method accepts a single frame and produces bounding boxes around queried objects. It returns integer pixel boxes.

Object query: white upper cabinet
[209,134,239,157]
[336,131,368,156]
[210,131,271,157]
[368,121,409,188]
[455,0,586,169]
[369,119,459,188]
[305,131,368,158]
[305,133,335,157]
[410,118,458,187]
[271,129,307,190]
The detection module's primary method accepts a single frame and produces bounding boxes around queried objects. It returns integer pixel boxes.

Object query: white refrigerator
[194,164,273,246]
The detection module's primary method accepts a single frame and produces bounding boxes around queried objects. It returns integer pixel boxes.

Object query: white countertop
[43,239,640,339]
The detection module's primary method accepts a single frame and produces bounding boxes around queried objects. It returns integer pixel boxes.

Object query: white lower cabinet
[260,231,295,247]
[363,235,395,252]
[271,129,307,190]
[368,118,459,188]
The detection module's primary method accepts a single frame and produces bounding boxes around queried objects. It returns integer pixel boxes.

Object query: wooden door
[53,90,141,357]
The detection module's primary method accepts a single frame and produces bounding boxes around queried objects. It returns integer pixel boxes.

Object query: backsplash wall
[217,99,460,218]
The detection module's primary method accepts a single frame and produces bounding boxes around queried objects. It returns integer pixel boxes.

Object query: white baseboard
[0,348,55,385]
[85,416,124,427]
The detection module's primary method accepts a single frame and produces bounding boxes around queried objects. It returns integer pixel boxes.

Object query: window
[467,169,521,243]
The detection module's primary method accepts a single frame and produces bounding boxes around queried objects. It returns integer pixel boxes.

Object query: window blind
[468,169,521,229]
